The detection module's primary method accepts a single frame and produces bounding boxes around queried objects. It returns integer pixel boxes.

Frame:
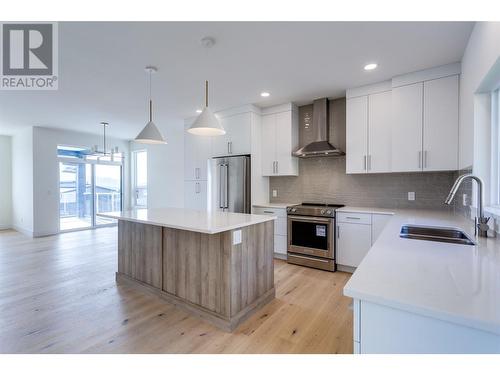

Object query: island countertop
[98,207,277,234]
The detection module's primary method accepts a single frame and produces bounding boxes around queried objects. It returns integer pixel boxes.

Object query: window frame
[132,149,148,208]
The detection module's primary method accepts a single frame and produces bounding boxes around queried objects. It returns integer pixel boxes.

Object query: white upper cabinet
[261,104,299,176]
[391,82,424,172]
[211,113,252,157]
[423,75,459,171]
[346,96,368,174]
[346,89,391,174]
[184,123,212,181]
[347,64,460,174]
[368,91,392,173]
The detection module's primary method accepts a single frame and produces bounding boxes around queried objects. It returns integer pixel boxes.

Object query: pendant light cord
[149,69,153,122]
[205,80,209,108]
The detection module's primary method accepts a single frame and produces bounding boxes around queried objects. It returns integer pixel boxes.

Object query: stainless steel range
[287,203,344,272]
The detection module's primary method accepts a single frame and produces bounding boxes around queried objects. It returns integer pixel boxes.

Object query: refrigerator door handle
[219,164,224,209]
[224,164,229,209]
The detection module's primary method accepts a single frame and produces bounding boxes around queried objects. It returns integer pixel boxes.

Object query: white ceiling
[0,21,474,139]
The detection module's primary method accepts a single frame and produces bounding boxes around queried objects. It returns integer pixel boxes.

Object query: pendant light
[135,66,167,144]
[188,80,225,136]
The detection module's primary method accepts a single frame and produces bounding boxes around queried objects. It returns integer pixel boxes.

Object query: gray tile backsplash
[270,156,459,210]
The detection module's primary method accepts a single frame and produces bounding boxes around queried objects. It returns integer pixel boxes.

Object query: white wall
[32,126,131,236]
[459,22,500,169]
[0,135,12,229]
[11,127,34,235]
[129,121,184,209]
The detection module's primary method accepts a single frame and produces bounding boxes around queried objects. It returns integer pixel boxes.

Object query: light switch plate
[272,189,278,197]
[408,192,415,201]
[232,230,242,245]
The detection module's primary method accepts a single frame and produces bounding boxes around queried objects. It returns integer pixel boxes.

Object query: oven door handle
[287,215,333,224]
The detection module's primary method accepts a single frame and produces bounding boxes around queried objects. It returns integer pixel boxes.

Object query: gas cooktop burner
[287,203,344,218]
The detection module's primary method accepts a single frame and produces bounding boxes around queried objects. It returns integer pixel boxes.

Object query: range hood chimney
[293,98,345,158]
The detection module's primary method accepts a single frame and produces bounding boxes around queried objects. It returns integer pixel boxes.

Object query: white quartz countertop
[98,208,276,234]
[343,208,500,335]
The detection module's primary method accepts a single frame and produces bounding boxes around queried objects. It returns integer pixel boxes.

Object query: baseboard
[274,252,287,260]
[0,224,12,231]
[33,230,57,238]
[337,264,356,274]
[12,225,33,237]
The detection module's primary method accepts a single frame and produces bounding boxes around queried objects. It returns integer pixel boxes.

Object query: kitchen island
[98,208,276,331]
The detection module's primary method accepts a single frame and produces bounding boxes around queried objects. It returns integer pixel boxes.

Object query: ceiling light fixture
[260,92,270,97]
[188,80,225,136]
[134,66,167,144]
[196,109,202,113]
[364,63,378,71]
[187,37,225,137]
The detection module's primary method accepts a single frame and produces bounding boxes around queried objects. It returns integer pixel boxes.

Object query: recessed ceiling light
[364,63,378,71]
[196,109,202,113]
[260,92,270,97]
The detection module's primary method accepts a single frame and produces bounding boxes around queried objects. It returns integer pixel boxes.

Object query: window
[492,88,500,206]
[58,145,123,231]
[133,150,148,207]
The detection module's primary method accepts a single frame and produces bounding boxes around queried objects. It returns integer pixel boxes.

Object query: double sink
[400,225,476,246]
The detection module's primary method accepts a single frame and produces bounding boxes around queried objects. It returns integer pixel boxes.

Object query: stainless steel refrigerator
[208,155,251,213]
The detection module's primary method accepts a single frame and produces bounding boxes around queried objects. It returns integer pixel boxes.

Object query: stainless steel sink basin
[400,225,476,246]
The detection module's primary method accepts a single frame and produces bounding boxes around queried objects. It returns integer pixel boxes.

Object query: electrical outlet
[462,194,468,206]
[408,192,415,201]
[272,189,278,198]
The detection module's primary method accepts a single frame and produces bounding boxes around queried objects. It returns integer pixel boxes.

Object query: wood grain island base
[115,219,275,332]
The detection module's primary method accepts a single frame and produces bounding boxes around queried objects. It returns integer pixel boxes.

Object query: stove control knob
[291,208,297,213]
[287,207,291,212]
[326,210,332,215]
[321,209,326,214]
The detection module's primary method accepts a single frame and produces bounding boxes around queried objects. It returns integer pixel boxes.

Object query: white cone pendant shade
[135,120,166,144]
[188,80,225,136]
[188,106,225,136]
[135,66,167,144]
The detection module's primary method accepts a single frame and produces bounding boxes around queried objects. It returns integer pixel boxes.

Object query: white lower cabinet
[253,205,288,258]
[184,180,207,210]
[337,211,392,269]
[353,299,500,353]
[337,221,371,268]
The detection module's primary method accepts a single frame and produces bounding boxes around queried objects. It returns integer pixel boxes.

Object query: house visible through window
[133,150,148,207]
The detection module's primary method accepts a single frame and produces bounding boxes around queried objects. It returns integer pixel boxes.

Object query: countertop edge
[97,212,277,234]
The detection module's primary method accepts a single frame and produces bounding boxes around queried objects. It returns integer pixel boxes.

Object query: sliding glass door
[59,162,93,231]
[59,161,122,231]
[95,164,122,226]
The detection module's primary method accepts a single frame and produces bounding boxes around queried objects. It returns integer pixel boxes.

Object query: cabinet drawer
[337,212,372,224]
[253,206,287,218]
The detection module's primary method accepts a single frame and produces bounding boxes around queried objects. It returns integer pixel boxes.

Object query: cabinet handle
[418,151,422,169]
[276,161,279,174]
[368,155,371,171]
[424,150,428,168]
[346,216,361,220]
[263,210,274,214]
[337,226,340,238]
[363,155,367,171]
[273,161,276,174]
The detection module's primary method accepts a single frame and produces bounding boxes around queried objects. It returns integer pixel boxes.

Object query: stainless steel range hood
[293,98,345,158]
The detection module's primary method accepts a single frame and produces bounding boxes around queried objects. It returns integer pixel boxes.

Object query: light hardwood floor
[0,227,353,354]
